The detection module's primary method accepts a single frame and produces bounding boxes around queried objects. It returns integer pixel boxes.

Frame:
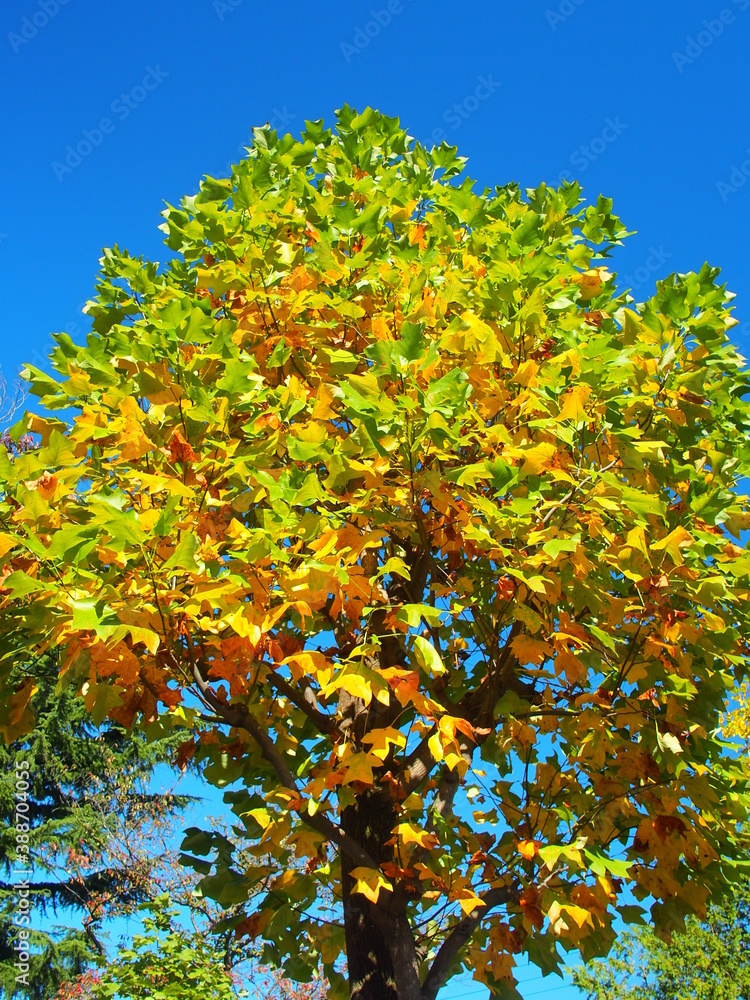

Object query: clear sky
[3,0,749,997]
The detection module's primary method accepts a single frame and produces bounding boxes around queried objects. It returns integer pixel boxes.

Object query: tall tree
[572,876,750,999]
[0,657,194,999]
[0,107,749,999]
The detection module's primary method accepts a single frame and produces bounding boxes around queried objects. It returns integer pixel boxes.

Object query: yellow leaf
[511,721,536,747]
[340,751,375,786]
[324,672,372,706]
[229,607,262,645]
[451,888,488,916]
[34,472,59,501]
[137,473,193,498]
[517,442,556,476]
[225,518,253,541]
[348,867,393,904]
[428,731,444,762]
[394,822,439,849]
[361,726,407,760]
[262,603,290,631]
[283,650,333,687]
[617,525,653,580]
[0,534,17,559]
[137,508,161,533]
[548,901,593,932]
[701,610,726,632]
[409,223,427,249]
[625,526,650,561]
[554,648,587,685]
[513,360,539,387]
[118,418,156,461]
[511,634,552,666]
[371,315,392,341]
[274,870,298,891]
[558,385,591,424]
[413,635,446,676]
[651,526,694,565]
[444,751,471,774]
[247,807,271,828]
[119,625,160,655]
[660,731,683,755]
[572,267,612,301]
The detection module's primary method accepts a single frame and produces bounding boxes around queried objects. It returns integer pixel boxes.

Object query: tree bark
[341,788,400,1000]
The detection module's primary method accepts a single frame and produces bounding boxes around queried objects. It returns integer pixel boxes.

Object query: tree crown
[1,106,750,997]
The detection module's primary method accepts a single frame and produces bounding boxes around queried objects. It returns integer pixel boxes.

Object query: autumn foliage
[1,107,750,999]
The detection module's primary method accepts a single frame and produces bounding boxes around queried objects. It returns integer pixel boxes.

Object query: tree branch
[420,886,515,1000]
[399,623,531,797]
[265,668,336,735]
[190,662,377,871]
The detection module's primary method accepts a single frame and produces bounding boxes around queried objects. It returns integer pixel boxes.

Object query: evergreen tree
[0,658,192,999]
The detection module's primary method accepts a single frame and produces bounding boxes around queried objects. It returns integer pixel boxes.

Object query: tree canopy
[1,106,749,999]
[572,873,750,1000]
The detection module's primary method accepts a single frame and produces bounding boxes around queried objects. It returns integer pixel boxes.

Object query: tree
[75,896,243,1000]
[0,106,749,1000]
[0,656,195,999]
[58,900,327,1000]
[572,875,750,999]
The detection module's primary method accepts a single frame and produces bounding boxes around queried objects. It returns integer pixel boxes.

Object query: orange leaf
[35,471,59,501]
[517,839,541,860]
[169,430,196,464]
[409,223,427,250]
[511,634,552,666]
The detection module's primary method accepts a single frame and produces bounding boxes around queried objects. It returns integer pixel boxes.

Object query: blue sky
[2,0,750,997]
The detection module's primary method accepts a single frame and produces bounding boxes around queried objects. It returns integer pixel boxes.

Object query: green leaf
[163,532,202,572]
[1,571,47,598]
[542,535,580,559]
[413,636,446,676]
[396,604,446,628]
[588,624,617,652]
[584,849,633,879]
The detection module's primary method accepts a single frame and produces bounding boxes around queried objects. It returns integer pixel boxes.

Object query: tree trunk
[341,789,399,1000]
